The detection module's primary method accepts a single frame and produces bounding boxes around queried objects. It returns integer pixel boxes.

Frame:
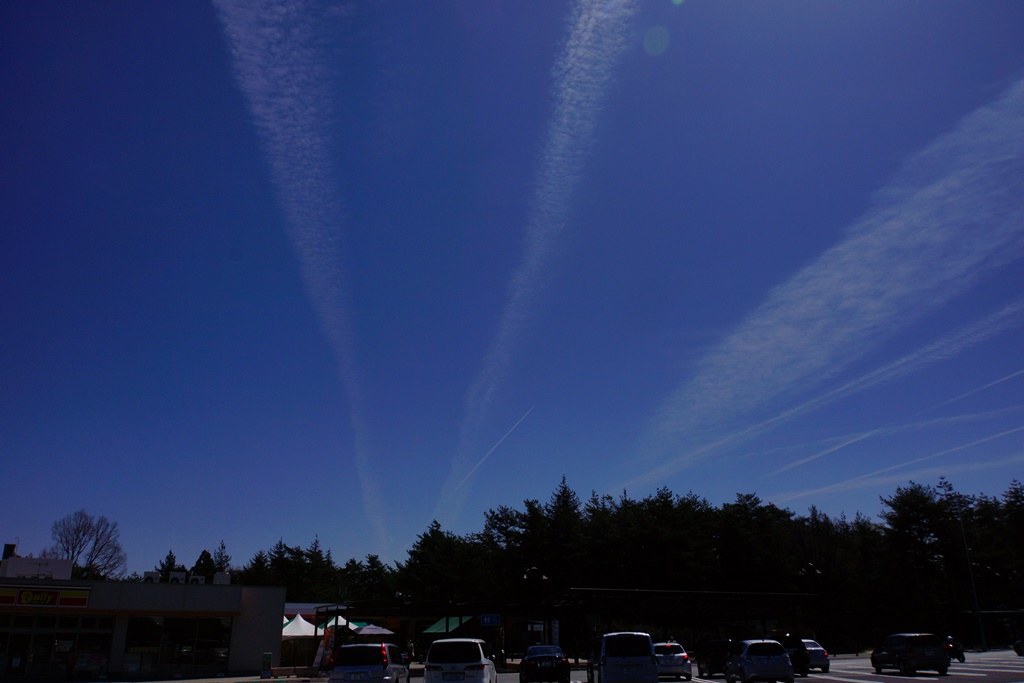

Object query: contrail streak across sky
[441,407,535,506]
[627,298,1024,490]
[214,0,388,549]
[635,78,1024,484]
[435,0,637,525]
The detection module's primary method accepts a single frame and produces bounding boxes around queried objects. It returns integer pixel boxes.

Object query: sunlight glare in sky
[644,26,671,56]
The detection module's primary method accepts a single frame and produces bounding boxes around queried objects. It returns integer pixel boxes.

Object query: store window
[123,616,231,677]
[124,617,163,675]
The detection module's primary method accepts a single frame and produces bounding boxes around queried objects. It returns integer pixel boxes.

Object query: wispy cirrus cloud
[627,299,1024,489]
[776,448,1024,505]
[434,0,638,523]
[214,0,388,547]
[921,368,1024,414]
[636,78,1024,476]
[769,404,1024,476]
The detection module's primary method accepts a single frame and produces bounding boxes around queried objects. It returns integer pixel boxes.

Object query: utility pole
[956,514,987,651]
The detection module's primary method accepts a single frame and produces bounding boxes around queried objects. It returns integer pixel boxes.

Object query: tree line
[35,477,1024,649]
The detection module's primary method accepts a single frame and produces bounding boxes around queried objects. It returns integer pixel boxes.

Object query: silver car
[725,640,794,683]
[329,643,409,683]
[654,642,692,680]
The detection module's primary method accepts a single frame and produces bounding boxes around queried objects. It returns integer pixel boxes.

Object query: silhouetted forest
[146,477,1024,651]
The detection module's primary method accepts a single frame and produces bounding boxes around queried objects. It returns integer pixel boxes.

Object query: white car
[654,642,692,680]
[595,632,659,683]
[329,643,408,683]
[424,638,497,683]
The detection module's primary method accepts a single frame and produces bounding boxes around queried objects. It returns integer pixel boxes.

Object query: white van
[423,638,497,683]
[595,632,658,683]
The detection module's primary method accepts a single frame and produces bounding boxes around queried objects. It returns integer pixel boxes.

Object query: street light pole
[956,514,987,651]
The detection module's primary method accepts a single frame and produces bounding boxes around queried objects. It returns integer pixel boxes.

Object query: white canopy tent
[281,613,317,639]
[355,624,394,636]
[319,616,353,632]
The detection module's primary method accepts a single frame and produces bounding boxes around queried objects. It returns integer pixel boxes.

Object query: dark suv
[697,640,733,679]
[774,636,810,677]
[870,633,948,676]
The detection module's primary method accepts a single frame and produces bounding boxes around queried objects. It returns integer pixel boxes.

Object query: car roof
[344,643,391,651]
[605,632,651,637]
[431,638,485,643]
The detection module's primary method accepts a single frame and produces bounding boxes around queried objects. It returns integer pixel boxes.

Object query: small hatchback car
[519,644,571,683]
[329,643,409,683]
[801,641,828,673]
[724,640,794,683]
[870,633,948,676]
[653,642,692,680]
[424,639,497,683]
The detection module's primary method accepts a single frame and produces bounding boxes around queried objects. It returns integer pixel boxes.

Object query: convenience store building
[0,561,285,680]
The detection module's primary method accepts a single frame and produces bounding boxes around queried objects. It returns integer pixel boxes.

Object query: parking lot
[504,650,1024,683]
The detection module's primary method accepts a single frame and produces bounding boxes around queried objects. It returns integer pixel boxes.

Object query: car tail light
[823,651,828,658]
[682,654,689,660]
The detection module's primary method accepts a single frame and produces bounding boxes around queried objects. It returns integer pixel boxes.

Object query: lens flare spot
[643,26,670,56]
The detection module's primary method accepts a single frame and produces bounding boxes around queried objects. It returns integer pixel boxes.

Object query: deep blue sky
[3,0,1023,575]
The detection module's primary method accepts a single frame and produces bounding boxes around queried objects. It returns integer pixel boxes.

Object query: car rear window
[908,635,940,647]
[428,642,483,663]
[747,643,786,657]
[655,644,685,655]
[527,646,563,657]
[605,635,651,657]
[336,646,384,666]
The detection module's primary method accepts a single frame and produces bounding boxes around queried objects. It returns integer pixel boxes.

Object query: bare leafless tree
[41,509,128,580]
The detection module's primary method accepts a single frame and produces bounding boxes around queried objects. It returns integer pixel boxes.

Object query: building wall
[233,584,290,672]
[0,577,285,678]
